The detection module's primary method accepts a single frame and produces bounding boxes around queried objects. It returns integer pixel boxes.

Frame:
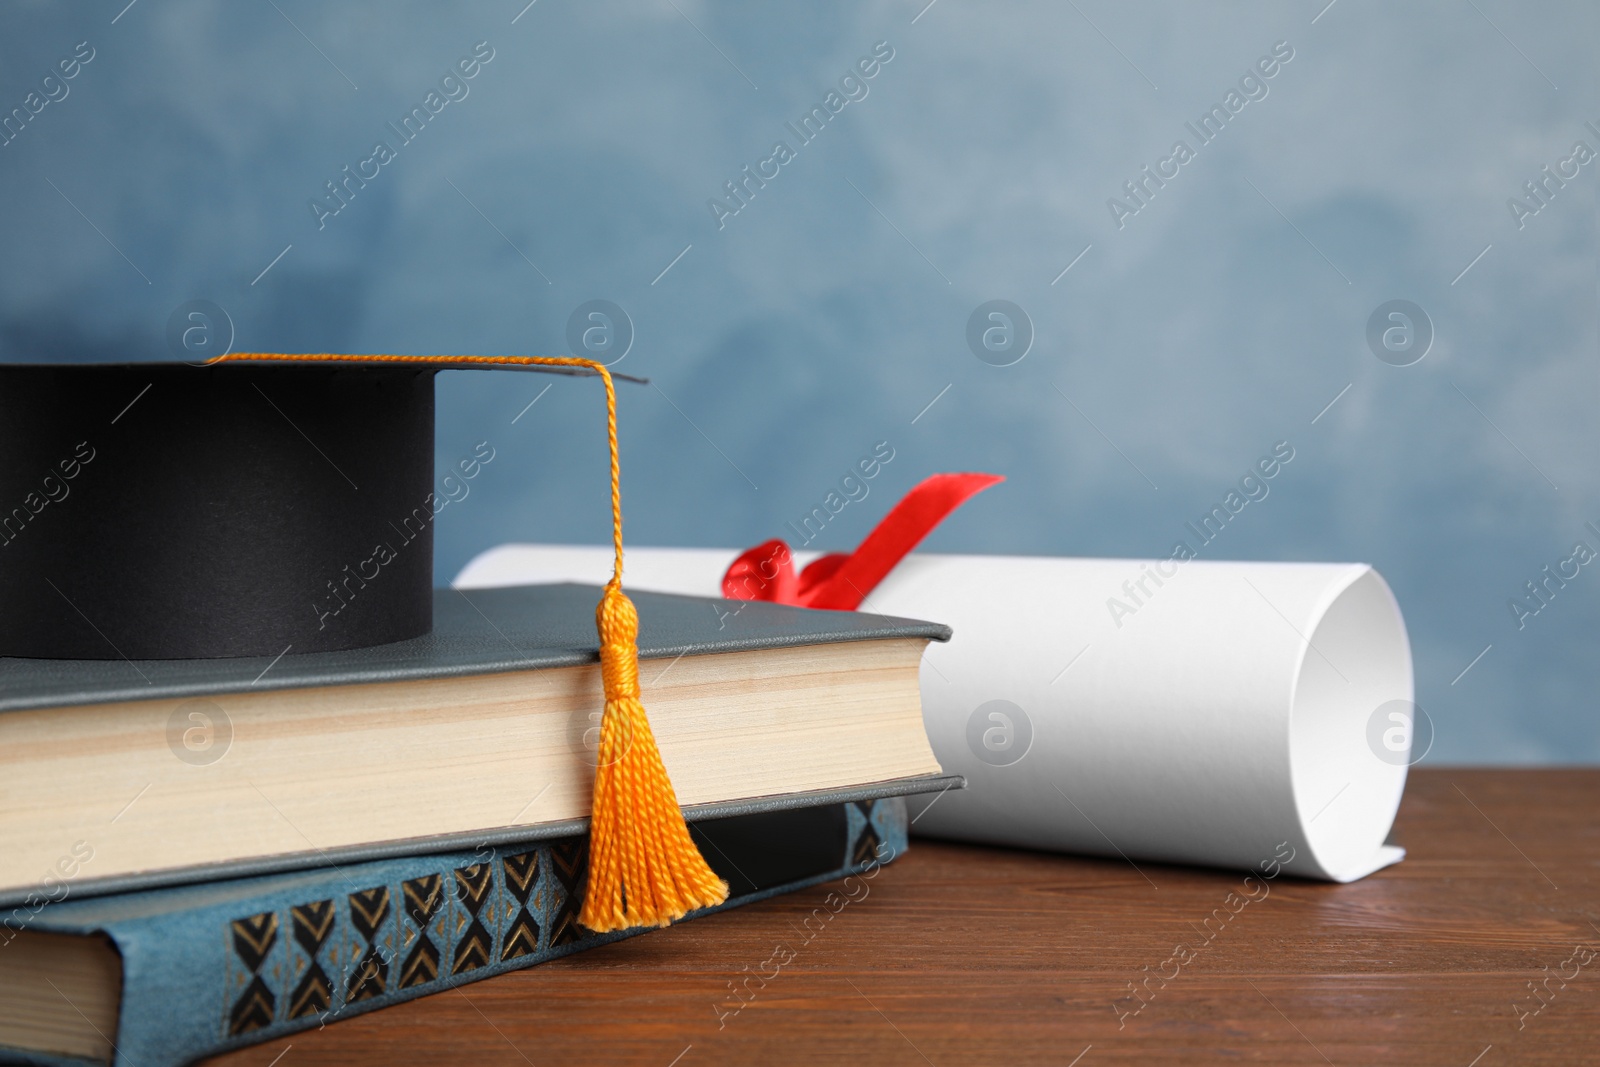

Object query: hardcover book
[0,583,951,905]
[0,797,909,1067]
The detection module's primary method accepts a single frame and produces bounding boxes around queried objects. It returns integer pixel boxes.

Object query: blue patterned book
[0,798,908,1067]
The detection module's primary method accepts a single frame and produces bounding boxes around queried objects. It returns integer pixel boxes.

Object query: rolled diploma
[455,546,1412,882]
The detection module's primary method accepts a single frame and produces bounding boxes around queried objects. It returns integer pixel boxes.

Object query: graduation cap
[0,354,647,660]
[0,352,726,933]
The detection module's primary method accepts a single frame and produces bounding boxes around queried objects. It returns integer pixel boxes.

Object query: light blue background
[1,1,1595,762]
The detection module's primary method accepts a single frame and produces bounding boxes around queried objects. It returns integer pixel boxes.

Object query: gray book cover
[0,582,952,712]
[0,583,959,904]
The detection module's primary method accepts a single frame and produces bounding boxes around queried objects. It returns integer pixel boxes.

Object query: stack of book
[0,582,954,1066]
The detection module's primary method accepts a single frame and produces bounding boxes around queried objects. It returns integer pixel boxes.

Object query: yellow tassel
[583,581,730,930]
[205,351,729,932]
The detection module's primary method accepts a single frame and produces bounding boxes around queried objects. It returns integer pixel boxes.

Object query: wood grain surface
[209,769,1600,1066]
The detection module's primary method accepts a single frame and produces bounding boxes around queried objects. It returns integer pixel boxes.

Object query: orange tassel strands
[206,352,729,932]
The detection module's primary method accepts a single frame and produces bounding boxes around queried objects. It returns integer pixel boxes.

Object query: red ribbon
[721,472,1003,611]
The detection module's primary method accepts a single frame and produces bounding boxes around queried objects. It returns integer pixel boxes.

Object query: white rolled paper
[455,546,1413,882]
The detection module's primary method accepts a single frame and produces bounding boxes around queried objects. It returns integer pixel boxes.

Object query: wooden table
[212,770,1599,1065]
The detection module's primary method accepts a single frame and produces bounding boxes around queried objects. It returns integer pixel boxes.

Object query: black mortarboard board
[0,357,640,660]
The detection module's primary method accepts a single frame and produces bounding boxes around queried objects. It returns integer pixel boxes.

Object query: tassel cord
[205,351,729,931]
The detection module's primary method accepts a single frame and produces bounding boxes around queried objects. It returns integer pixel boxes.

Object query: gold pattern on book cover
[220,800,897,1040]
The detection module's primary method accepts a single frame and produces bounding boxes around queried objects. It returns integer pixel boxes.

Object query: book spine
[101,799,907,1067]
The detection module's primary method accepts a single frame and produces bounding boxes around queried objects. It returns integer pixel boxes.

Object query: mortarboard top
[0,356,642,661]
